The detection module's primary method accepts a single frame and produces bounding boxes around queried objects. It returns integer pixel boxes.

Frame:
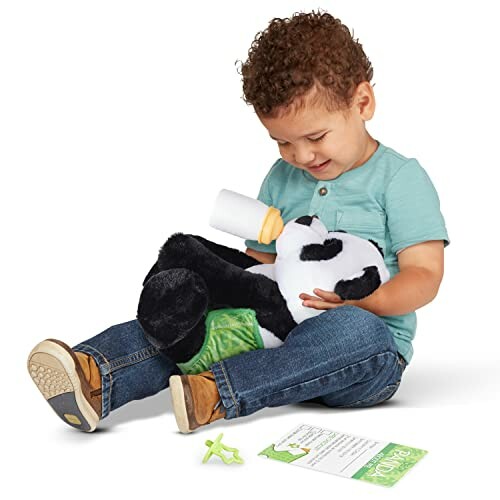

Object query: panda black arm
[334,266,382,300]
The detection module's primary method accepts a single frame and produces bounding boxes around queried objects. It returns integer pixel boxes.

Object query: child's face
[258,83,376,181]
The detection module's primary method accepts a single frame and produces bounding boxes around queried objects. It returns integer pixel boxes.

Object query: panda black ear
[369,239,384,257]
[295,215,313,226]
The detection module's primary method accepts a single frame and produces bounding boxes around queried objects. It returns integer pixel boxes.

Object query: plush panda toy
[137,214,390,374]
[249,214,389,324]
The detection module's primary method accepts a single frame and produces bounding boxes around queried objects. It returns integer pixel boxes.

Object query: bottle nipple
[258,207,284,244]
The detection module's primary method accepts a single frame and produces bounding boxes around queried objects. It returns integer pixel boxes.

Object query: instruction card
[258,424,427,487]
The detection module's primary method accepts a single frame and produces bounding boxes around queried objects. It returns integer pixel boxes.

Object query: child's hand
[299,289,346,310]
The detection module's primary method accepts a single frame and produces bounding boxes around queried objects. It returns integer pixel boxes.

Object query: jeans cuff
[211,361,240,419]
[72,342,112,419]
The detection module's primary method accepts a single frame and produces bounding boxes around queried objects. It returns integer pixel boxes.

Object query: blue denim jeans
[73,305,406,420]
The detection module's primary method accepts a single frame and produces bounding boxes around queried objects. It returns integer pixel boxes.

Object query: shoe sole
[27,339,99,432]
[169,375,192,433]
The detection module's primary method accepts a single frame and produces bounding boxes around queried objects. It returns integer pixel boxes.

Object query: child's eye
[276,133,326,146]
[308,133,327,143]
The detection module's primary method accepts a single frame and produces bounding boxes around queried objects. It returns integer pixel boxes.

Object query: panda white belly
[275,232,389,324]
[245,231,390,342]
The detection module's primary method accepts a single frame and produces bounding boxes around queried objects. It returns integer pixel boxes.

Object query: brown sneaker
[27,339,102,432]
[169,371,226,433]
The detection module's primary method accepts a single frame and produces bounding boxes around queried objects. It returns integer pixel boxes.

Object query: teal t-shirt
[245,142,450,364]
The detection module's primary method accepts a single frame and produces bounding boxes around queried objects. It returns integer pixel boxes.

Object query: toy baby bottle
[209,189,284,244]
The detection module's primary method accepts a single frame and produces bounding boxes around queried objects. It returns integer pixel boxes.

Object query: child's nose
[293,145,315,166]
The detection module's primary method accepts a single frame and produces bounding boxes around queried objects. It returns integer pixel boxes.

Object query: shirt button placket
[310,185,330,219]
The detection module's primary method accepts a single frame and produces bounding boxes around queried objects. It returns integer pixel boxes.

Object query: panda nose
[295,215,313,226]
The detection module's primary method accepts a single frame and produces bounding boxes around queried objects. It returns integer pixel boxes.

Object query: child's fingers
[313,289,344,302]
[299,293,319,301]
[300,291,344,303]
[300,291,345,309]
[302,299,343,310]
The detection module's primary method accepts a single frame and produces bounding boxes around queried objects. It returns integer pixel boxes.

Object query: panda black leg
[334,266,382,300]
[137,268,208,363]
[143,233,259,285]
[189,234,260,269]
[153,233,267,304]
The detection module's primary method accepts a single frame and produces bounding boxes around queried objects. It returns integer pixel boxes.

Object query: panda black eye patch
[300,238,343,261]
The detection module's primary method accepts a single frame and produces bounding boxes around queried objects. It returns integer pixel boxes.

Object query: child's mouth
[307,160,330,172]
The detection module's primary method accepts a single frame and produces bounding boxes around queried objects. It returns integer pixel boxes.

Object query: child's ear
[354,81,376,121]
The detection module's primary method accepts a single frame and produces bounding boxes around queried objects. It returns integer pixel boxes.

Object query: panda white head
[275,215,330,258]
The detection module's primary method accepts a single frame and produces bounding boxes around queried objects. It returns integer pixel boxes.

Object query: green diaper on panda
[177,308,263,374]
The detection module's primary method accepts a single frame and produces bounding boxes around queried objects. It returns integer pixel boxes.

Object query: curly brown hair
[238,10,373,117]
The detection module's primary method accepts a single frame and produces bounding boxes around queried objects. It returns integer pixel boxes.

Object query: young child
[27,11,449,434]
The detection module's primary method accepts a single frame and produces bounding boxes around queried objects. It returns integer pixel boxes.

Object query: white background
[1,0,498,498]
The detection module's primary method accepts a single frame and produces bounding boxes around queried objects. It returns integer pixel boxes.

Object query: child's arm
[301,240,444,316]
[355,240,444,315]
[245,248,277,264]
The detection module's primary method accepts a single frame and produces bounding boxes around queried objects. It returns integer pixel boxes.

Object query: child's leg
[28,319,179,431]
[210,305,405,418]
[72,319,181,418]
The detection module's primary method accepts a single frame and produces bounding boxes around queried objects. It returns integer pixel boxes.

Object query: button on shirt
[245,142,450,364]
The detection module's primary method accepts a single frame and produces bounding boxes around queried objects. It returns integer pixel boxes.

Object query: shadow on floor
[98,358,499,430]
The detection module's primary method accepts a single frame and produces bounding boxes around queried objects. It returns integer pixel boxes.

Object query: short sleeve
[244,160,280,254]
[386,159,450,254]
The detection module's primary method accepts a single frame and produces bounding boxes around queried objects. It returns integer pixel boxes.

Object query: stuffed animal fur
[136,215,389,369]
